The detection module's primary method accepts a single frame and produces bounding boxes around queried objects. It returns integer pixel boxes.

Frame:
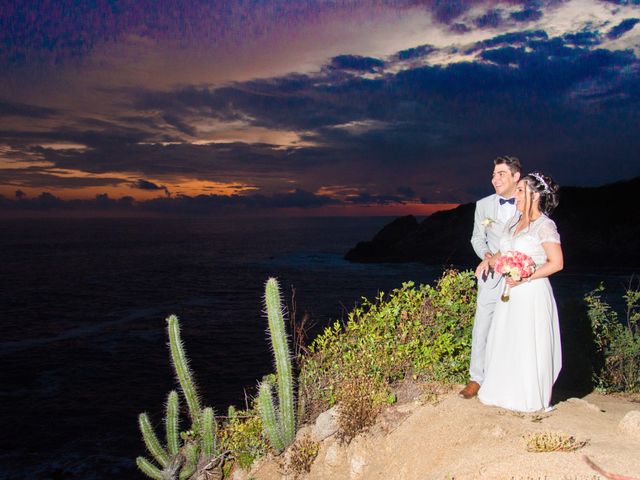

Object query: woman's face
[514,179,537,213]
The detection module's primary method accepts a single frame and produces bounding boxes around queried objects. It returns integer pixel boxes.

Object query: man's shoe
[459,381,480,399]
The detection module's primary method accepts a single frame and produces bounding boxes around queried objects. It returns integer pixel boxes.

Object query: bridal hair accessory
[529,172,551,193]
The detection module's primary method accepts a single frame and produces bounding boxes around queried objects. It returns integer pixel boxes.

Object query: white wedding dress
[477,215,562,412]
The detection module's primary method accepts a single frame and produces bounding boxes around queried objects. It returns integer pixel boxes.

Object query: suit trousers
[470,274,503,384]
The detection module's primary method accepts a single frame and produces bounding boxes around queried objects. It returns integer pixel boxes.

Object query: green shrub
[298,269,476,418]
[218,406,268,470]
[585,282,640,392]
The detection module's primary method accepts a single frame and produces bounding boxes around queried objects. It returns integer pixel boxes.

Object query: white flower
[481,218,495,227]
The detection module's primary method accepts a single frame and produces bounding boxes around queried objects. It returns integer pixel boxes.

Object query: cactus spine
[258,278,296,451]
[167,314,202,428]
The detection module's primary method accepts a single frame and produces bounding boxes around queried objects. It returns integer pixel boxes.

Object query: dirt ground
[243,388,640,480]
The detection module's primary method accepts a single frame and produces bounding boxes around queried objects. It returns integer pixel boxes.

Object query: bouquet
[494,250,536,302]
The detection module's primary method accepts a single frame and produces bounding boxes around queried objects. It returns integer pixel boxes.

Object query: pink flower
[495,251,536,282]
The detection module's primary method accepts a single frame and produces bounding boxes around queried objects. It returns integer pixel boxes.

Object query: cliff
[345,177,640,268]
[243,388,640,479]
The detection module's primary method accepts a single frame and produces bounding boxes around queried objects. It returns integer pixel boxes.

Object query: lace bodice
[499,215,561,266]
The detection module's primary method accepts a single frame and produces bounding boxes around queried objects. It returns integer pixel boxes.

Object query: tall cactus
[257,278,296,451]
[167,314,202,428]
[137,315,221,480]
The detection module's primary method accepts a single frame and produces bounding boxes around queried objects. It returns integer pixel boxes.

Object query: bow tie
[499,197,515,205]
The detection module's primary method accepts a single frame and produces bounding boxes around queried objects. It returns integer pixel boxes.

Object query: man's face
[491,163,520,197]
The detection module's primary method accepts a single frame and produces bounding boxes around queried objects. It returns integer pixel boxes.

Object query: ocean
[0,216,633,479]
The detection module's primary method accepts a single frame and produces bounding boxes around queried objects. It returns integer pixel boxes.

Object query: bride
[475,172,563,412]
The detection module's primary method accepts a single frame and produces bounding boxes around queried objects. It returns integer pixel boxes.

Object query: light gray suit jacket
[471,194,512,290]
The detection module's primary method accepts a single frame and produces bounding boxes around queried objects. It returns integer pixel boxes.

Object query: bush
[218,406,268,471]
[298,269,477,419]
[585,282,640,393]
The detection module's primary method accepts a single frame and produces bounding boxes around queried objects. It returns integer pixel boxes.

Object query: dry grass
[419,381,453,406]
[523,431,588,452]
[336,376,381,444]
[285,435,319,478]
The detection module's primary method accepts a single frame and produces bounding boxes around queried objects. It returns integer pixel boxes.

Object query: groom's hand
[475,259,490,279]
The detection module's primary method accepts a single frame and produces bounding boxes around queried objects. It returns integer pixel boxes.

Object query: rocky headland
[345,177,640,268]
[242,386,640,480]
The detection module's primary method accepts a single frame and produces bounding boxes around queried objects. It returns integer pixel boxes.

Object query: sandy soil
[244,389,640,480]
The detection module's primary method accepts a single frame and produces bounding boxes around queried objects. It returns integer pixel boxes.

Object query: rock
[618,410,640,439]
[349,454,367,478]
[349,440,369,478]
[396,403,418,414]
[566,397,604,413]
[323,440,344,467]
[489,425,507,438]
[231,468,248,480]
[295,425,313,442]
[312,405,339,441]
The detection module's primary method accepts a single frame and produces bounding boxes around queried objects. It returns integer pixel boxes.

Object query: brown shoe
[459,381,480,399]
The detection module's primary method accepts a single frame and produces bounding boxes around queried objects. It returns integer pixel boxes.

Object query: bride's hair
[522,172,560,216]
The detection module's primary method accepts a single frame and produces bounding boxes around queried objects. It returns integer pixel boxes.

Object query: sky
[1,0,639,215]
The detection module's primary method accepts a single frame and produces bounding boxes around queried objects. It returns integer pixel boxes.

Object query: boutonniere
[481,217,496,228]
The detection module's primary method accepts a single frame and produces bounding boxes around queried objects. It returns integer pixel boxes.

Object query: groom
[459,155,522,399]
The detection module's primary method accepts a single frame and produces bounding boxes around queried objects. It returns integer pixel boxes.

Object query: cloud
[3,3,640,208]
[328,55,385,72]
[607,18,640,39]
[563,30,602,46]
[510,8,543,23]
[474,9,504,29]
[0,99,59,118]
[396,186,415,198]
[480,46,526,65]
[0,188,336,213]
[396,44,436,60]
[6,25,640,203]
[0,168,127,189]
[431,0,473,24]
[132,179,164,190]
[132,179,171,196]
[345,191,407,205]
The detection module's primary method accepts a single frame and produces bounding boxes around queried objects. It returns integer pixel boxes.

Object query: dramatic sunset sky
[1,0,639,215]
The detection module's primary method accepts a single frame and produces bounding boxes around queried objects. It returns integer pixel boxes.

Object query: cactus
[137,391,191,480]
[178,443,199,480]
[257,278,296,451]
[167,315,202,428]
[166,391,180,456]
[136,456,165,480]
[201,407,216,458]
[137,316,223,480]
[257,380,285,452]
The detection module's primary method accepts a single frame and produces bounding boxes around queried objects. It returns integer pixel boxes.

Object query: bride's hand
[505,277,525,287]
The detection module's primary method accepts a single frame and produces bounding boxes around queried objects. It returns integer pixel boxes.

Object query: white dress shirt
[496,197,517,224]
